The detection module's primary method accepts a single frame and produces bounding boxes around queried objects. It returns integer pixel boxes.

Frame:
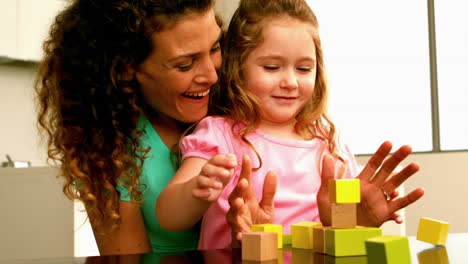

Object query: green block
[291,221,322,249]
[365,235,411,264]
[329,179,361,203]
[251,224,283,248]
[324,255,368,264]
[283,234,291,245]
[325,227,382,257]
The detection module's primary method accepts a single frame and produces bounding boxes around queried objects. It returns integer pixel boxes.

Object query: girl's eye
[176,62,193,72]
[264,65,279,70]
[297,67,312,72]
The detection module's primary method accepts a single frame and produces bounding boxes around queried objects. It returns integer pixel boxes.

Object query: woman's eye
[176,62,193,72]
[210,44,221,53]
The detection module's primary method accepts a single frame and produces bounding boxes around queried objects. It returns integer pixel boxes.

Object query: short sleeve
[181,117,228,161]
[116,183,131,201]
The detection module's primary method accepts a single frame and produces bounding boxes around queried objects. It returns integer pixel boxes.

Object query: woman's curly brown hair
[35,0,215,235]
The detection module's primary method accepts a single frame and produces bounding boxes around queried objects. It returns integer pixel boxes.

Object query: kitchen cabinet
[0,0,65,62]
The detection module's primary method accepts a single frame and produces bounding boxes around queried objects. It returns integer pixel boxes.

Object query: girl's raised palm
[318,141,425,227]
[226,155,277,247]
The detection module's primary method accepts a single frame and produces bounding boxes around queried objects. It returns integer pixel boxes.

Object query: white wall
[0,167,74,259]
[0,61,46,167]
[214,0,238,27]
[0,62,99,258]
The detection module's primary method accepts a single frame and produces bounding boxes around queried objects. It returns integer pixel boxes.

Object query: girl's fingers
[371,145,413,186]
[200,162,234,183]
[197,175,222,189]
[259,171,277,211]
[208,154,238,168]
[381,162,420,195]
[239,155,253,184]
[228,178,248,206]
[388,189,399,200]
[321,154,336,182]
[236,232,242,242]
[388,188,425,213]
[388,212,403,224]
[358,141,393,181]
[192,188,211,199]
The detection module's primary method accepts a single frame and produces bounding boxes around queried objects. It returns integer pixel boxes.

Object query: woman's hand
[318,141,425,227]
[226,155,277,247]
[192,154,238,202]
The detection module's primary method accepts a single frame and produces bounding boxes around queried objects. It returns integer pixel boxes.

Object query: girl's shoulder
[197,115,237,130]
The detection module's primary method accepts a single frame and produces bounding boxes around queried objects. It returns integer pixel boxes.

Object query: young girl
[157,0,424,250]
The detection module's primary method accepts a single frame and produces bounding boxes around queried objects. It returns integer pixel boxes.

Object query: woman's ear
[123,66,135,81]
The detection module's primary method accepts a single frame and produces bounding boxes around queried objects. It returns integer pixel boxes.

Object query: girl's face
[135,9,222,124]
[242,18,317,130]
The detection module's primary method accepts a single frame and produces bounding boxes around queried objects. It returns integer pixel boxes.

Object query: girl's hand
[318,141,425,227]
[192,154,237,202]
[226,155,277,247]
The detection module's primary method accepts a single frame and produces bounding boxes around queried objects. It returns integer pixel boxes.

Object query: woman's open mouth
[182,89,210,99]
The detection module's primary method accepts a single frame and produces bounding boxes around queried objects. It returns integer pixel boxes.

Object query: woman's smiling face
[135,9,222,123]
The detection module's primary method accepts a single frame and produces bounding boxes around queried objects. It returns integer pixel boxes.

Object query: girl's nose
[280,69,298,90]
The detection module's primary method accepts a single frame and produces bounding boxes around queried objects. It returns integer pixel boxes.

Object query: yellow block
[251,224,283,248]
[416,217,449,245]
[418,246,449,264]
[329,179,360,203]
[291,221,322,249]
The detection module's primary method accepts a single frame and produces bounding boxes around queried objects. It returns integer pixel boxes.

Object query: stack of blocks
[242,179,433,263]
[321,179,382,257]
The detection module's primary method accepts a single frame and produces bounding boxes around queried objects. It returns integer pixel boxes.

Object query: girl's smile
[242,17,317,137]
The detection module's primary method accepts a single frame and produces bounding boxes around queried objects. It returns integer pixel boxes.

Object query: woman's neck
[146,111,189,150]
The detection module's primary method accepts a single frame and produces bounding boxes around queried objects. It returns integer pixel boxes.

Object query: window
[434,0,468,151]
[308,1,432,154]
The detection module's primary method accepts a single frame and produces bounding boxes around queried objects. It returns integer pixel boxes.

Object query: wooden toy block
[331,203,357,228]
[251,224,283,248]
[417,246,449,264]
[243,260,278,264]
[329,179,360,203]
[365,235,411,264]
[324,255,367,264]
[313,226,331,253]
[282,234,291,245]
[416,217,449,245]
[291,221,322,249]
[325,226,382,257]
[242,232,278,261]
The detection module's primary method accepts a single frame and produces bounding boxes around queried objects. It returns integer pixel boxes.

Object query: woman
[35,0,222,255]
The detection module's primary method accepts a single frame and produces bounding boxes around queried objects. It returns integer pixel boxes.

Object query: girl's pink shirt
[181,116,358,250]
